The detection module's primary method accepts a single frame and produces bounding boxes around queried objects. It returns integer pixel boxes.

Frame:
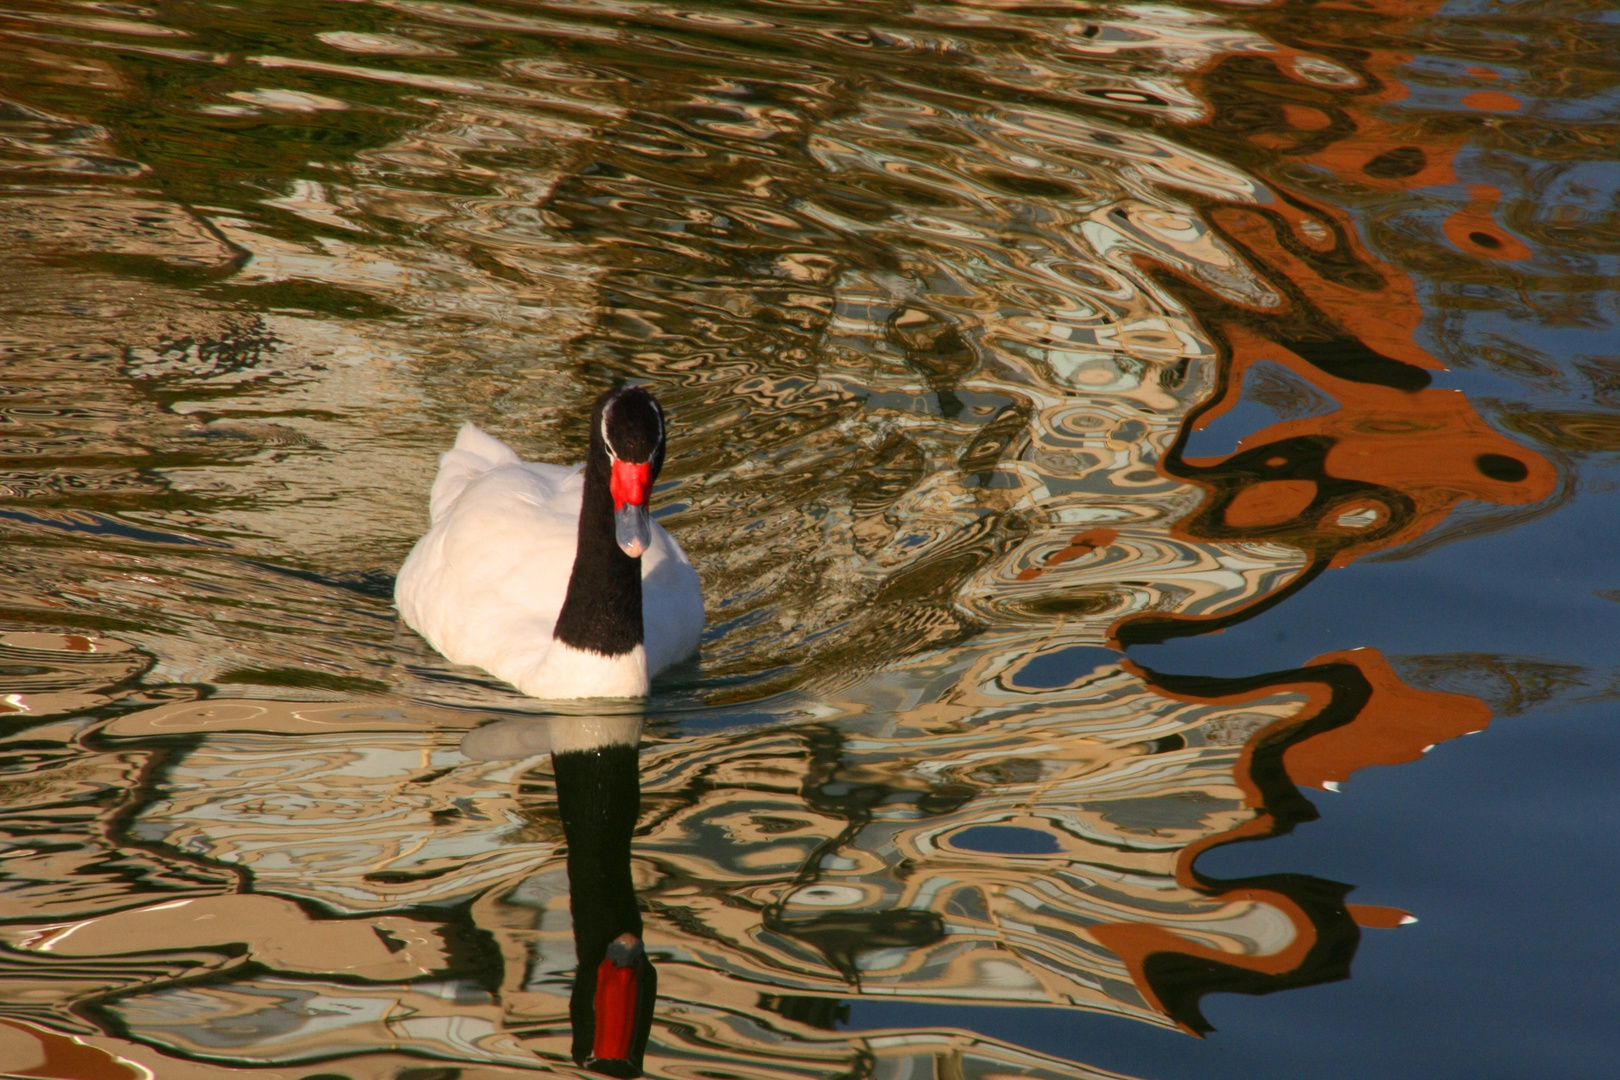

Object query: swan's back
[428,421,525,524]
[396,423,703,696]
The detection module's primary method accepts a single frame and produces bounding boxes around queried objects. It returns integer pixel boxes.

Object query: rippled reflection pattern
[0,640,1487,1073]
[1,0,1604,1075]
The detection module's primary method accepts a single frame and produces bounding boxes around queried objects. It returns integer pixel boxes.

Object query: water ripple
[0,0,1605,1074]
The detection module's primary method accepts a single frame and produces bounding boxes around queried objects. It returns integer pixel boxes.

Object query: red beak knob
[610,459,651,511]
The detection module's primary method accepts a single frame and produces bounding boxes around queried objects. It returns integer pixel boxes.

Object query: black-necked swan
[395,386,704,699]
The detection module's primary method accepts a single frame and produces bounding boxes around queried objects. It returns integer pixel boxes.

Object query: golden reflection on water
[0,0,1606,1075]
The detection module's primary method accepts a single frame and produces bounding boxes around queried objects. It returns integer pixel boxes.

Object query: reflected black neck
[555,743,645,1066]
[554,443,643,656]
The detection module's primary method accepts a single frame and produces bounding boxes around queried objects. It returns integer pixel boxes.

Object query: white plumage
[395,422,704,699]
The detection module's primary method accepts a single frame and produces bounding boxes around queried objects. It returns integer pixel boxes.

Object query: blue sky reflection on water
[854,698,1620,1080]
[1103,471,1620,1078]
[840,455,1620,1079]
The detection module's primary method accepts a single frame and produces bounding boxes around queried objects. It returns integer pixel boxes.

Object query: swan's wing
[642,521,705,675]
[520,460,585,492]
[430,423,523,525]
[399,464,583,686]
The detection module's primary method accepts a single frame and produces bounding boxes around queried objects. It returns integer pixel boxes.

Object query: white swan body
[395,422,704,699]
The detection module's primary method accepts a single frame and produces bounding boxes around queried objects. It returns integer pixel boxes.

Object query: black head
[591,386,666,477]
[591,387,667,561]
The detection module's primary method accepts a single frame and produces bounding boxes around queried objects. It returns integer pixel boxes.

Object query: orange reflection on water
[1098,648,1489,1032]
[1097,0,1556,646]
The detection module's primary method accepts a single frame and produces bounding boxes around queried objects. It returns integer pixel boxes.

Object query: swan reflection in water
[462,714,658,1077]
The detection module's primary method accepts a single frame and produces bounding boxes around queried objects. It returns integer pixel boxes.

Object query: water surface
[1,0,1617,1077]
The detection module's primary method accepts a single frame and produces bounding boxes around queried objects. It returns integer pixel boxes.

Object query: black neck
[554,442,643,656]
[555,743,646,1067]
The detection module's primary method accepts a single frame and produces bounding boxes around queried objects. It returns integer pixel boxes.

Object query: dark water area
[1,0,1617,1078]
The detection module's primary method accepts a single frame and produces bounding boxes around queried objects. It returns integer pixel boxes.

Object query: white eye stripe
[601,397,620,462]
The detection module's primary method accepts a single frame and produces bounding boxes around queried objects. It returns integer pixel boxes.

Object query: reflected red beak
[610,459,651,512]
[592,952,640,1062]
